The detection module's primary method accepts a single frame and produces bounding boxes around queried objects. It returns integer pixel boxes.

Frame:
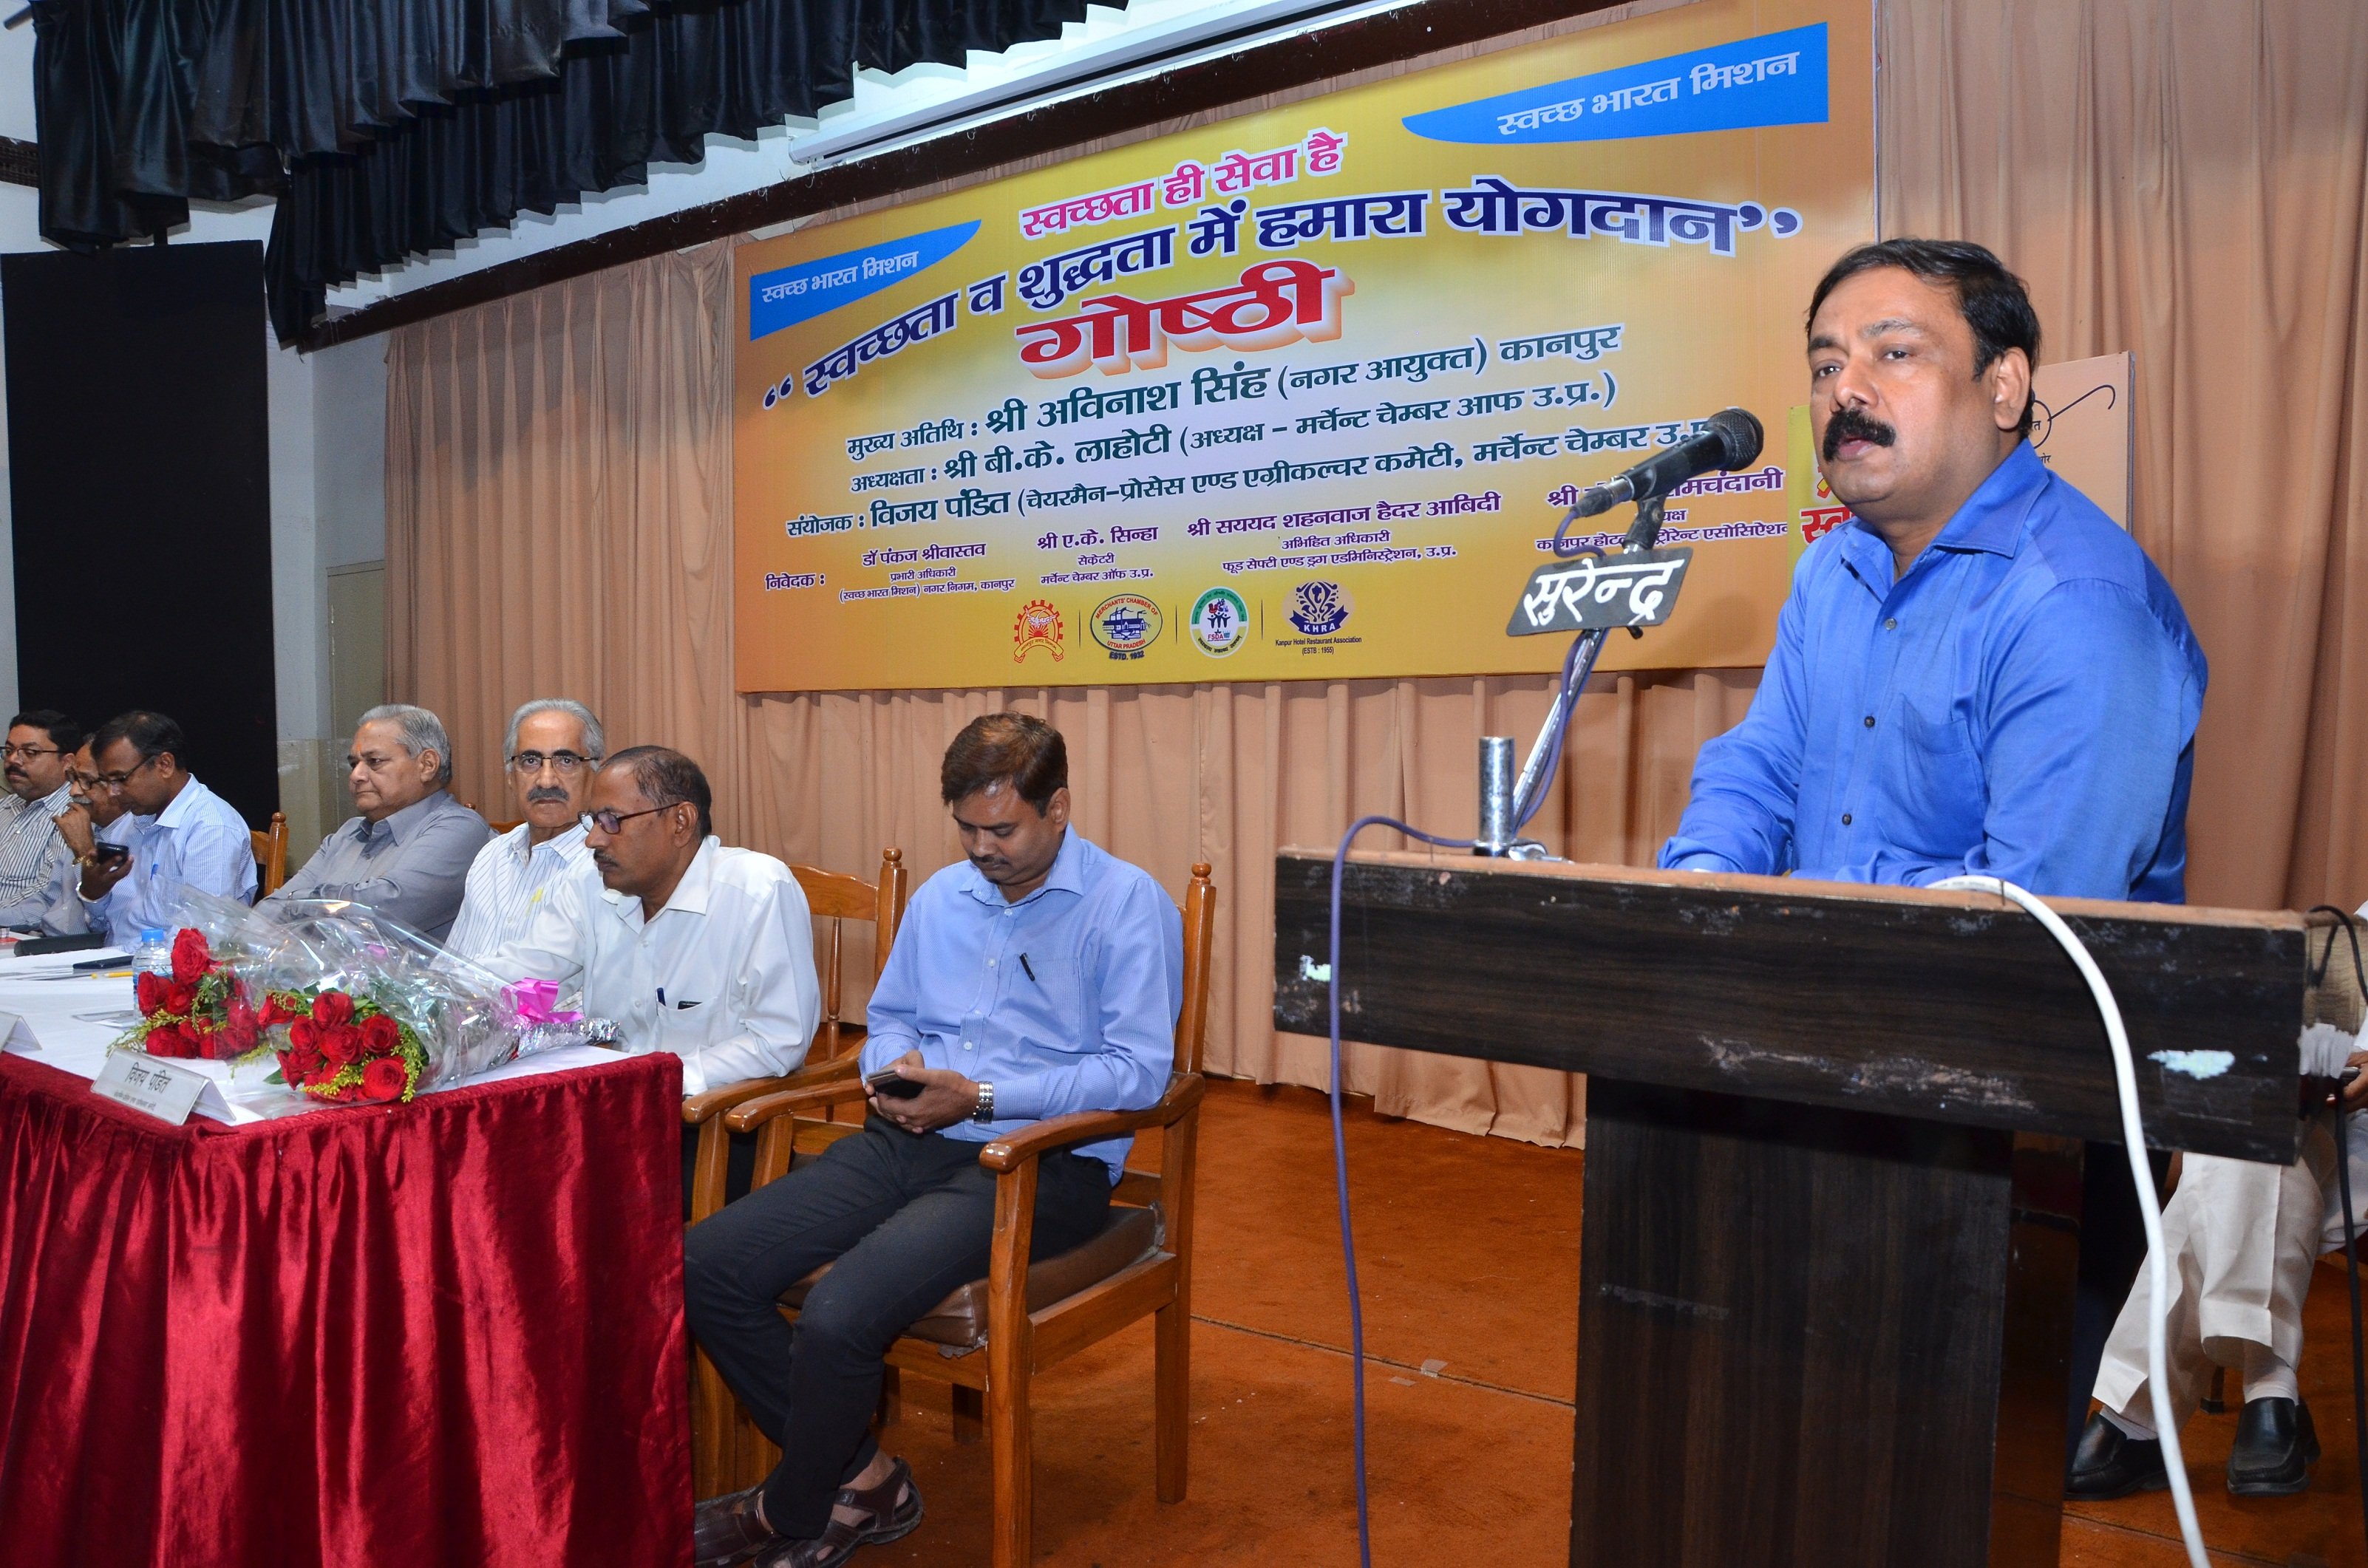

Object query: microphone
[1564,407,1767,523]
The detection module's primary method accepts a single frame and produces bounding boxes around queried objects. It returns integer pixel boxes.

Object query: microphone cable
[2306,904,2368,1562]
[1931,876,2208,1568]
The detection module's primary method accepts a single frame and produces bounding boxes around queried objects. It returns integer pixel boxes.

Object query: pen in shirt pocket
[1018,952,1038,983]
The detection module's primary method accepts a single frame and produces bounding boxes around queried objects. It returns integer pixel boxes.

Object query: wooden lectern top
[1273,849,2312,1163]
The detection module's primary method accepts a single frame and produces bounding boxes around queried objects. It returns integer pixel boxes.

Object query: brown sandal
[750,1456,925,1568]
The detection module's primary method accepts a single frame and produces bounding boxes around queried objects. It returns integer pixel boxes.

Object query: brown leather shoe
[693,1483,774,1568]
[749,1456,925,1568]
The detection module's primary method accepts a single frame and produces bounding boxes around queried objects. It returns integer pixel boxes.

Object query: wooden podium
[1272,851,2312,1568]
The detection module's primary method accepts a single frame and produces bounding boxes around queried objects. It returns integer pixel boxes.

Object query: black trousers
[682,1124,759,1223]
[2066,1139,2174,1468]
[682,1117,1112,1538]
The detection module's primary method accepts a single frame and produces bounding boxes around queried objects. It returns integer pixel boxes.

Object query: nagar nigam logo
[1285,580,1355,637]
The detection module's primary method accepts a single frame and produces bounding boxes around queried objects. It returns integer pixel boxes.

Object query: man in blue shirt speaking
[1660,239,2206,899]
[1658,239,2208,1469]
[683,713,1182,1568]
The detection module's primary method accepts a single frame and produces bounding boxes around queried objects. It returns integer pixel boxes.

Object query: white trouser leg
[2091,1122,2335,1431]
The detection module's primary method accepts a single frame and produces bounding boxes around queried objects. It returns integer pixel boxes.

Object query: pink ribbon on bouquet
[504,978,583,1026]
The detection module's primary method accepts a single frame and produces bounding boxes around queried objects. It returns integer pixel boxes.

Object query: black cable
[2307,904,2367,1559]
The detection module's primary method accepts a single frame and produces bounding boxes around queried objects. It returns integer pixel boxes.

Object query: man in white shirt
[444,698,605,965]
[76,710,257,943]
[493,746,820,1099]
[0,709,81,930]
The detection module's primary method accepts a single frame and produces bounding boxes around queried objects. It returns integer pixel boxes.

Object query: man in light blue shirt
[682,713,1180,1568]
[1657,239,2208,1490]
[76,710,257,942]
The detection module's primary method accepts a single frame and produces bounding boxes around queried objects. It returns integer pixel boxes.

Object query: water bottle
[133,927,172,977]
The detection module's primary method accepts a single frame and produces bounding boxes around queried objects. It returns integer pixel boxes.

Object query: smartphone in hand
[865,1068,927,1100]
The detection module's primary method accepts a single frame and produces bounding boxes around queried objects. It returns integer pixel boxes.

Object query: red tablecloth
[0,1050,690,1568]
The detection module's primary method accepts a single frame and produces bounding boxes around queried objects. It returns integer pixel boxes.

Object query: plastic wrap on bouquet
[115,882,282,1060]
[236,899,616,1101]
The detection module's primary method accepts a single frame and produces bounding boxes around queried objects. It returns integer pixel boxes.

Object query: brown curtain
[389,0,2368,1148]
[387,239,1757,1150]
[1879,0,2368,912]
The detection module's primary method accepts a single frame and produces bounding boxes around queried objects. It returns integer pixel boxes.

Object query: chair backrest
[1174,862,1215,1075]
[791,847,910,1064]
[250,812,288,896]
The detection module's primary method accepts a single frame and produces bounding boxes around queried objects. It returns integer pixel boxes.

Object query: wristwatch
[971,1081,996,1124]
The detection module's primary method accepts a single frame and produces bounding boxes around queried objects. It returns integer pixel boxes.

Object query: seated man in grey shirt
[269,703,491,941]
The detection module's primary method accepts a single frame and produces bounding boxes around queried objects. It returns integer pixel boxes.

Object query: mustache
[1822,406,1896,463]
[525,787,572,804]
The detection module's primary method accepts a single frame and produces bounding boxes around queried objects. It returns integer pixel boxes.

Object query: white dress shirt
[490,836,820,1097]
[444,822,597,964]
[85,774,258,941]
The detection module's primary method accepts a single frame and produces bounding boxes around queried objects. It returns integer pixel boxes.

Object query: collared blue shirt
[1659,443,2207,901]
[860,829,1183,1178]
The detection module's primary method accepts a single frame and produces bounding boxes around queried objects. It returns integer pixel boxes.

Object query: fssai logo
[1190,587,1248,657]
[1089,594,1162,659]
[1014,599,1066,663]
[1285,580,1354,637]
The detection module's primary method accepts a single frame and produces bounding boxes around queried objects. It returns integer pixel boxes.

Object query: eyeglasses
[509,750,594,774]
[581,805,673,835]
[69,771,119,794]
[1,743,61,761]
[95,754,159,790]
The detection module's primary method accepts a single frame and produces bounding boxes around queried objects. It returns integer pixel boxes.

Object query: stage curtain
[1878,0,2368,912]
[387,240,1760,1150]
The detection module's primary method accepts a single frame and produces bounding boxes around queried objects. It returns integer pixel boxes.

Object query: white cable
[1930,874,2208,1568]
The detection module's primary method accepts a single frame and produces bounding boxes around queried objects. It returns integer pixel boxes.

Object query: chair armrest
[683,1071,813,1127]
[978,1072,1205,1173]
[725,1061,868,1134]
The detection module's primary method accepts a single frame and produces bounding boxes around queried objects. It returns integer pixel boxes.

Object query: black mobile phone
[89,842,129,864]
[865,1068,927,1100]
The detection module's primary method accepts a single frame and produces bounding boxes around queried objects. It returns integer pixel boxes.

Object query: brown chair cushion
[780,1202,1163,1350]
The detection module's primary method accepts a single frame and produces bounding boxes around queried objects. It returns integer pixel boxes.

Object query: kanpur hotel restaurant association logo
[1285,580,1354,638]
[1014,599,1066,662]
[1190,587,1248,658]
[1089,594,1163,661]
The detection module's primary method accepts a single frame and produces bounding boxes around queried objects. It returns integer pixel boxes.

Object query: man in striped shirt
[444,699,605,966]
[0,710,81,929]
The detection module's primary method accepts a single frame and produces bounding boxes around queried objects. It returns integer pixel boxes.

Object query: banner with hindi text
[733,0,1872,690]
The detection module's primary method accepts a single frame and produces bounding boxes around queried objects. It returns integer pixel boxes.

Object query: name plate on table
[0,1009,38,1055]
[92,1051,233,1125]
[1506,546,1692,635]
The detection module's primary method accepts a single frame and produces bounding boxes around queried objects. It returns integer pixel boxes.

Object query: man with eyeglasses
[444,699,606,964]
[38,737,137,935]
[268,703,491,941]
[0,710,82,929]
[490,745,818,1105]
[75,710,256,943]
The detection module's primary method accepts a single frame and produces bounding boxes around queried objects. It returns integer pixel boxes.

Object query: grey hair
[503,698,606,765]
[357,703,453,788]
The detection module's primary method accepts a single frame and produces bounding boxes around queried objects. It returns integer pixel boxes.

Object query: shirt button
[1862,715,1875,728]
[963,1041,974,1050]
[1841,813,1853,825]
[1884,618,1897,630]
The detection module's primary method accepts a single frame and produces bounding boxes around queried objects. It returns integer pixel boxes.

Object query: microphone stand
[1478,497,1666,856]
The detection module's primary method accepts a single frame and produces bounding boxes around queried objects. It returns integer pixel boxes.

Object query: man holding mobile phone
[682,713,1182,1568]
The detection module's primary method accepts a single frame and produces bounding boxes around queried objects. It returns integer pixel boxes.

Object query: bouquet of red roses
[125,928,267,1060]
[264,986,430,1104]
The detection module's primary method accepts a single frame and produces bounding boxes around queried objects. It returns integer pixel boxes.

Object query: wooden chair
[719,862,1217,1568]
[684,846,910,1493]
[250,812,288,896]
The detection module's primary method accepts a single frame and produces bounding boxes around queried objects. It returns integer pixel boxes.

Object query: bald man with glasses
[445,699,606,965]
